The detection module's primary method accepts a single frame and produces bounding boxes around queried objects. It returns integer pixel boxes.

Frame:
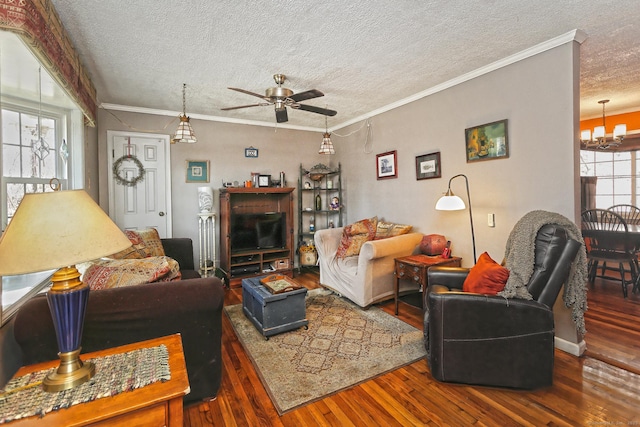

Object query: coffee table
[394,254,462,314]
[242,275,308,339]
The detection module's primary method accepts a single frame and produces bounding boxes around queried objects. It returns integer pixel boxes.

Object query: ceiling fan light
[173,114,197,144]
[319,132,335,155]
[614,124,627,140]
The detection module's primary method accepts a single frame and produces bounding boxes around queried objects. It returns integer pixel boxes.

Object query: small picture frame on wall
[186,160,210,183]
[415,152,441,180]
[465,119,509,162]
[376,150,398,180]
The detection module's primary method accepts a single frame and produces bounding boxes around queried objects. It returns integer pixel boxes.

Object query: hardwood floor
[184,272,640,426]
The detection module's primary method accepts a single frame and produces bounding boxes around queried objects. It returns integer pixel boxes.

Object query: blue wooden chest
[242,276,308,339]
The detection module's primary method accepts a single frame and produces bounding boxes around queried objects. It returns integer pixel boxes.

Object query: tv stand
[219,187,294,288]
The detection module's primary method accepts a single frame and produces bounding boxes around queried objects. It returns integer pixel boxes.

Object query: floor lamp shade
[0,189,131,391]
[435,174,477,264]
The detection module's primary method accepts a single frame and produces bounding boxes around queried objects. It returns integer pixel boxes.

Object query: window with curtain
[0,32,84,326]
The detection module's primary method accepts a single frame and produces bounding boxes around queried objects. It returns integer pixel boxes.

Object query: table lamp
[435,174,477,264]
[0,190,131,392]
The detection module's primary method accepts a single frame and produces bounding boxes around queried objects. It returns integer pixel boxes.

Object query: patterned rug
[224,288,426,414]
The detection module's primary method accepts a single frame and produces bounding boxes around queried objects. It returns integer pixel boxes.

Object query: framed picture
[245,147,259,158]
[376,150,397,180]
[258,174,271,187]
[465,119,509,162]
[415,152,441,180]
[186,160,210,183]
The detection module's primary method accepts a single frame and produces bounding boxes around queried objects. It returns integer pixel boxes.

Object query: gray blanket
[498,210,588,335]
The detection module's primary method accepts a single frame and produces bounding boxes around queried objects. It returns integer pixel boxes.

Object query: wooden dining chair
[608,204,640,225]
[581,209,637,298]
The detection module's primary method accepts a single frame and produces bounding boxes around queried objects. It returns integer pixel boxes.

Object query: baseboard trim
[554,336,586,356]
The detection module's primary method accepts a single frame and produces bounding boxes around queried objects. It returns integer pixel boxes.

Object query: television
[230,212,286,252]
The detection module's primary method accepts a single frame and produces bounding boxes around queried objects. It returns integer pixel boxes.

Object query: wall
[339,42,579,268]
[97,109,331,251]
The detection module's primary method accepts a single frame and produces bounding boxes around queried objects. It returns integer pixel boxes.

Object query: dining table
[582,221,640,294]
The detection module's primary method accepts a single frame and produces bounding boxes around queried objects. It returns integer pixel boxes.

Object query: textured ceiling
[49,0,640,130]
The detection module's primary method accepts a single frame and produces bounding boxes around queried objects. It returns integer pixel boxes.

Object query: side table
[394,254,462,315]
[5,334,189,426]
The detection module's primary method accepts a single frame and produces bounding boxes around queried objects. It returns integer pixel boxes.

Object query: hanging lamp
[173,83,197,144]
[318,114,335,154]
[580,99,626,149]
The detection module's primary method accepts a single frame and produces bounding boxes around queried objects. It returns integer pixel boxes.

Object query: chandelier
[581,99,626,149]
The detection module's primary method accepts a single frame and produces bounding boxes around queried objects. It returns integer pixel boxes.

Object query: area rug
[224,288,426,414]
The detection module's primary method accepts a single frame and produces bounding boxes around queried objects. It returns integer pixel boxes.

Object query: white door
[107,131,172,237]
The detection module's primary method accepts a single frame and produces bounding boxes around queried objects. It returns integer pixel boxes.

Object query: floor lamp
[435,174,477,264]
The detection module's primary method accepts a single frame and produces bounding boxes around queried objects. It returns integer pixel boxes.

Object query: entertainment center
[219,187,294,288]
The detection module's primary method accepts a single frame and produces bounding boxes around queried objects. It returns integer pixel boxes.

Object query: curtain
[581,176,597,211]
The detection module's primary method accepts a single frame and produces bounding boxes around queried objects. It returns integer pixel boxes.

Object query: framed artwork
[245,147,259,158]
[465,119,509,162]
[376,150,397,180]
[258,174,271,187]
[186,160,210,183]
[416,152,441,180]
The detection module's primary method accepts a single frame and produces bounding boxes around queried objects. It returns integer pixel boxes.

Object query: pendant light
[580,99,626,149]
[172,83,197,144]
[318,114,335,154]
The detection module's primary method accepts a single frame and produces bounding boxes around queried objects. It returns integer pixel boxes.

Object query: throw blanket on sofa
[498,210,589,335]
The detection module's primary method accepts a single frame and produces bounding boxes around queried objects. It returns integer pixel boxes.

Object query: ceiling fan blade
[221,103,269,111]
[297,104,337,116]
[228,87,270,100]
[289,89,324,102]
[275,107,288,123]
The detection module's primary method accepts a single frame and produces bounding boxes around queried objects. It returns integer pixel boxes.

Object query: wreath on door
[113,154,146,187]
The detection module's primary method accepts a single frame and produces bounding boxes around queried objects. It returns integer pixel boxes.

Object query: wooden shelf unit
[219,187,295,288]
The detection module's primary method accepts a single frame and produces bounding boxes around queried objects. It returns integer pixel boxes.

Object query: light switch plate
[488,213,495,227]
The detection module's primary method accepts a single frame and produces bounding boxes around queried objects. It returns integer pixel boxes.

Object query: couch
[314,225,423,308]
[0,237,225,404]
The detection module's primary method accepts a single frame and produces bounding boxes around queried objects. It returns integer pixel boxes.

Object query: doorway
[107,131,172,237]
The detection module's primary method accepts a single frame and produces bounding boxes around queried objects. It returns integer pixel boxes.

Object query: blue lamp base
[44,266,94,392]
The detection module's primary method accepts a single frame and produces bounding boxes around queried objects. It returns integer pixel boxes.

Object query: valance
[0,0,97,126]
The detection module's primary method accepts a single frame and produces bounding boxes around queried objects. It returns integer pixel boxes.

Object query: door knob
[159,212,165,216]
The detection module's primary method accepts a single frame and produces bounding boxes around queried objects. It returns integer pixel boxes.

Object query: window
[2,106,68,224]
[580,150,637,208]
[0,32,84,326]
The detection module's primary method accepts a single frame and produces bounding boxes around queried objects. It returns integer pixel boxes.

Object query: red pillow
[462,252,509,295]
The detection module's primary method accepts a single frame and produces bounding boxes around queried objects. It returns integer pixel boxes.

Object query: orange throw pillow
[462,252,509,295]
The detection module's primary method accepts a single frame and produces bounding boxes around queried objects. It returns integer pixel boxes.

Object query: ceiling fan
[221,74,337,123]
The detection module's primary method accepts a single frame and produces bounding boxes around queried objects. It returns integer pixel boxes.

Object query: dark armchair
[423,224,581,389]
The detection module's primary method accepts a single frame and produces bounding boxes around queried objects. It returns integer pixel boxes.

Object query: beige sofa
[314,227,423,308]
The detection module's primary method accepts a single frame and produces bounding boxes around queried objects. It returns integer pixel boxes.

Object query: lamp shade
[173,114,197,144]
[0,190,131,276]
[319,132,335,154]
[435,194,466,211]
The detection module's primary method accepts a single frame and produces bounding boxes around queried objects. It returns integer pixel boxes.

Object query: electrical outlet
[488,213,495,227]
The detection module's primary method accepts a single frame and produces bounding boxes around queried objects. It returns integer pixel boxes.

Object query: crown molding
[100,103,324,132]
[102,30,586,134]
[333,30,586,131]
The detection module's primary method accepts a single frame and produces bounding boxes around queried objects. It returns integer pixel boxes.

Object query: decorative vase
[420,234,447,256]
[198,187,213,213]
